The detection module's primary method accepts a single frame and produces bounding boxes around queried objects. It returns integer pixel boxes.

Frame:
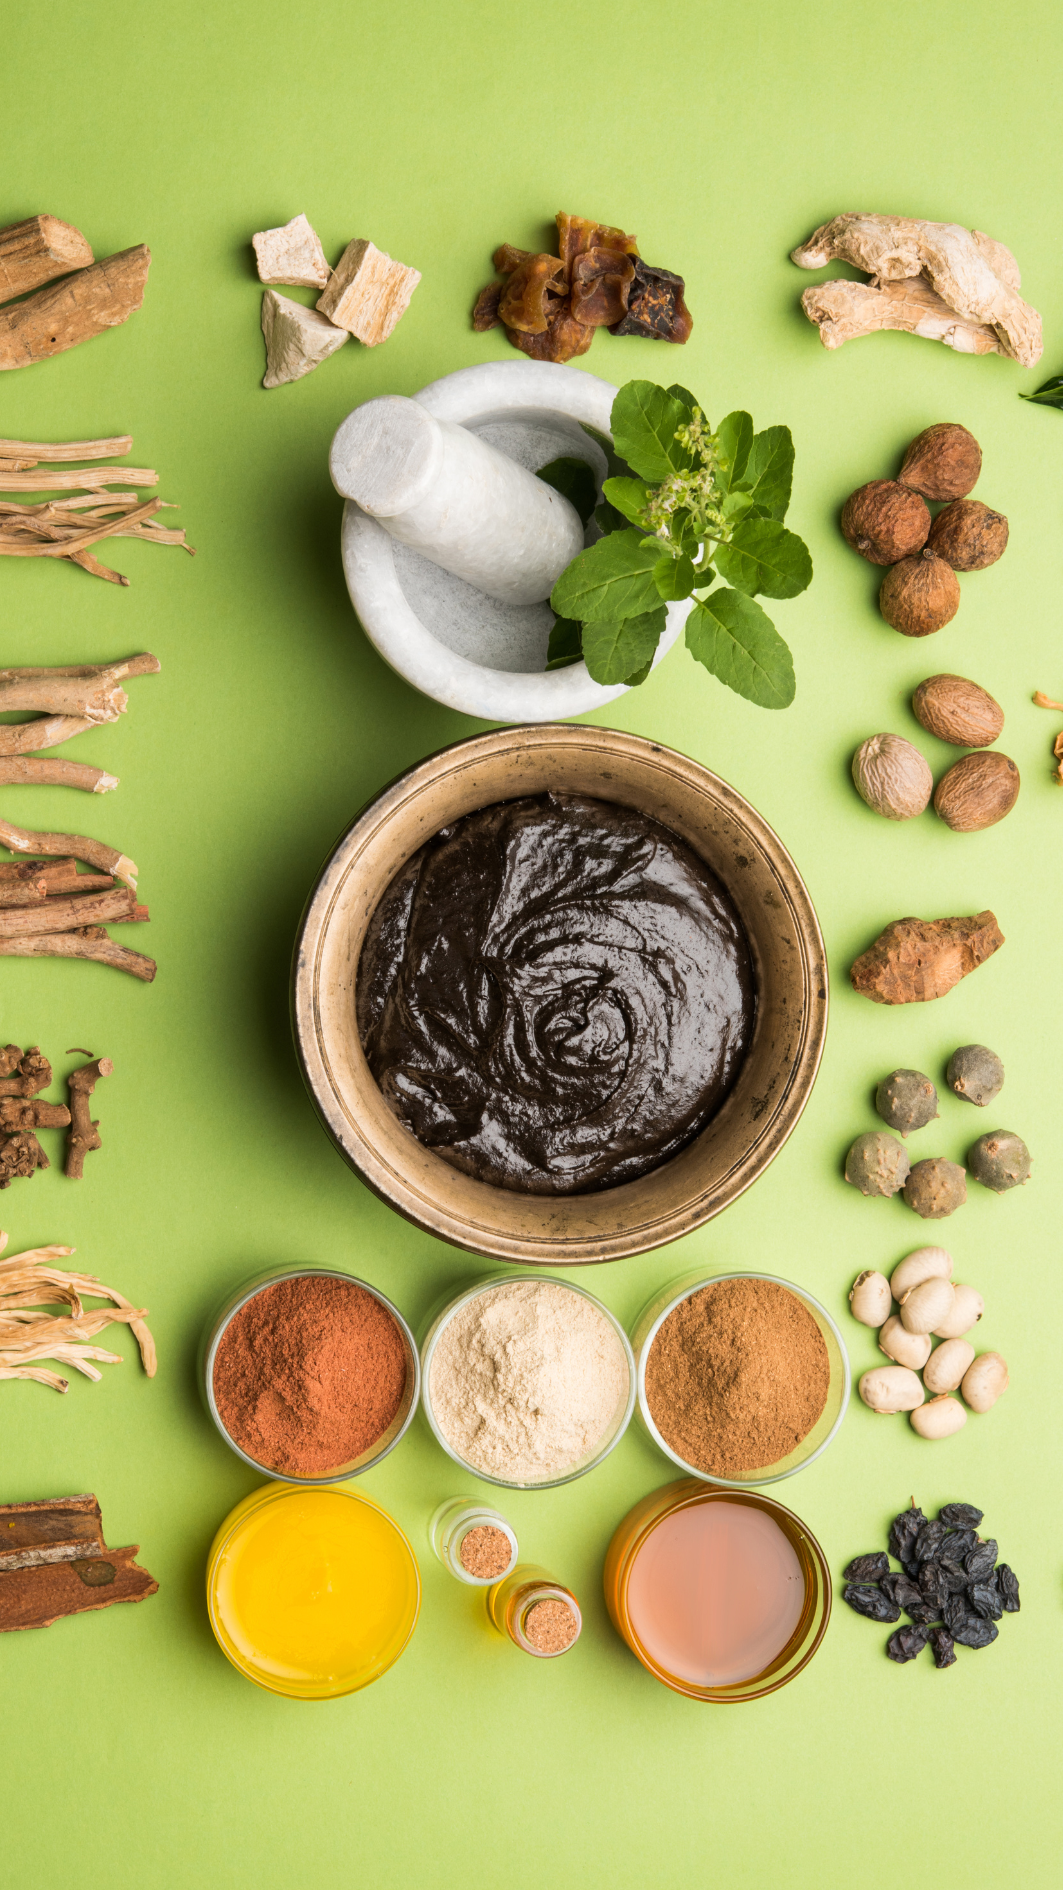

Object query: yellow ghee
[207,1483,420,1698]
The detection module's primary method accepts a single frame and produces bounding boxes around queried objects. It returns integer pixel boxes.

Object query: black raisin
[888,1506,926,1561]
[941,1529,977,1564]
[952,1616,999,1650]
[965,1539,999,1582]
[887,1625,928,1663]
[943,1594,969,1636]
[918,1560,949,1605]
[880,1572,922,1609]
[968,1582,1003,1621]
[929,1626,957,1669]
[939,1503,984,1529]
[906,1602,941,1626]
[843,1552,891,1582]
[914,1520,947,1561]
[940,1562,970,1596]
[997,1565,1021,1613]
[843,1583,901,1623]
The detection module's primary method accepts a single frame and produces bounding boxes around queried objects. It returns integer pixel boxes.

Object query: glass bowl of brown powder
[200,1266,420,1482]
[632,1272,850,1486]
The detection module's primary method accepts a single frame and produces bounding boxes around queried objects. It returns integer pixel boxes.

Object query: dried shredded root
[0,440,193,581]
[0,1240,156,1389]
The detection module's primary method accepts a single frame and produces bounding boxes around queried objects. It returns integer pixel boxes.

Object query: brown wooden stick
[46,874,115,896]
[0,928,156,982]
[65,1058,113,1178]
[0,466,157,492]
[0,216,94,305]
[0,653,159,719]
[0,1098,71,1131]
[0,246,151,372]
[0,819,137,887]
[0,435,132,463]
[0,858,78,881]
[0,758,118,793]
[0,889,135,940]
[0,879,48,908]
[0,1130,49,1185]
[0,716,95,756]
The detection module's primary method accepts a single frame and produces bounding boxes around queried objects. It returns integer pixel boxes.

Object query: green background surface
[3,3,1061,1883]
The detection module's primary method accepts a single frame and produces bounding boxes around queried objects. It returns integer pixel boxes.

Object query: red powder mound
[212,1275,407,1477]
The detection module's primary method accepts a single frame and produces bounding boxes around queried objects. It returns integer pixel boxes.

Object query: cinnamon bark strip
[0,653,159,720]
[0,716,94,756]
[65,1058,113,1178]
[0,888,136,939]
[0,758,118,793]
[0,1494,104,1569]
[0,1541,157,1630]
[0,819,137,887]
[0,217,94,304]
[0,246,151,372]
[0,928,156,982]
[0,435,132,464]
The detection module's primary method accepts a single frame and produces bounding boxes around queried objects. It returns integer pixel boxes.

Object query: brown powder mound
[645,1278,830,1479]
[459,1525,512,1581]
[213,1275,407,1477]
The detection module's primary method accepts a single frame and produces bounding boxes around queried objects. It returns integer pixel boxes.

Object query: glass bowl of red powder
[631,1271,850,1488]
[200,1266,420,1482]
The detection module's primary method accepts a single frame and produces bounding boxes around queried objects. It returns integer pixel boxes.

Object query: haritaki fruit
[934,752,1020,830]
[876,1068,939,1136]
[947,1043,1005,1107]
[841,480,931,565]
[898,423,982,503]
[967,1130,1031,1192]
[880,550,961,636]
[903,1158,967,1219]
[845,1130,910,1197]
[928,500,1009,571]
[912,674,1004,747]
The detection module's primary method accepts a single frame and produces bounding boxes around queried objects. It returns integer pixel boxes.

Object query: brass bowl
[291,725,828,1265]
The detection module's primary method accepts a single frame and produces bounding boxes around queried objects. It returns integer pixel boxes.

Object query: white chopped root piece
[261,289,349,388]
[317,239,420,346]
[0,1364,69,1390]
[0,1244,156,1388]
[253,214,330,290]
[800,277,1004,356]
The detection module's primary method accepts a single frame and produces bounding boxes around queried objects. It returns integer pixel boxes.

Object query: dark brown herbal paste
[356,793,755,1194]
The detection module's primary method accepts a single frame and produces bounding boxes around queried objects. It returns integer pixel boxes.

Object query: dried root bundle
[0,438,192,583]
[0,840,154,981]
[0,1231,156,1391]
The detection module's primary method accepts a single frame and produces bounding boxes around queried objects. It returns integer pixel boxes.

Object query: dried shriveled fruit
[887,1624,928,1663]
[841,480,931,564]
[843,1551,891,1582]
[912,673,1004,747]
[947,1043,1004,1107]
[844,1130,910,1196]
[898,424,982,502]
[851,910,1004,1006]
[965,1538,999,1581]
[875,1067,939,1135]
[844,1582,901,1622]
[849,1269,892,1327]
[610,261,692,343]
[927,499,1009,571]
[880,550,961,636]
[888,1505,927,1561]
[968,1581,1003,1621]
[890,1247,953,1298]
[967,1129,1031,1191]
[997,1565,1020,1612]
[902,1158,967,1220]
[939,1502,984,1528]
[910,1394,967,1439]
[859,1364,925,1414]
[961,1351,1009,1412]
[852,734,933,819]
[952,1615,997,1649]
[880,1571,922,1609]
[934,751,1020,831]
[929,1625,957,1668]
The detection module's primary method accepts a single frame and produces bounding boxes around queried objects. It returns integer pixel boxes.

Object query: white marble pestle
[329,395,584,606]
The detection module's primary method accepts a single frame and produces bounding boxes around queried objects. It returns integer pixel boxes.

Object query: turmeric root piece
[850,910,1004,1005]
[0,1131,49,1187]
[799,277,1004,357]
[790,214,1042,367]
[65,1058,113,1179]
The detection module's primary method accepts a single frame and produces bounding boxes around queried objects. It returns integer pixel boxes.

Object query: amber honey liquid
[626,1499,806,1687]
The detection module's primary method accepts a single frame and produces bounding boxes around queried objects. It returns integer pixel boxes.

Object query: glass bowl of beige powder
[421,1274,636,1490]
[631,1271,850,1487]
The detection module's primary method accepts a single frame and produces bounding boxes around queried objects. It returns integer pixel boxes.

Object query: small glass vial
[487,1564,582,1658]
[429,1499,518,1586]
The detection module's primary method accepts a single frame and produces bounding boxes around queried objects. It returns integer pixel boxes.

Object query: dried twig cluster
[0,438,192,584]
[0,1232,155,1392]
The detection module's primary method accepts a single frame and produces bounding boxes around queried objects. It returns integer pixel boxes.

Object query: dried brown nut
[923,1337,976,1392]
[967,1129,1031,1192]
[841,481,931,565]
[609,261,692,343]
[851,911,1004,1006]
[934,752,1019,831]
[844,1130,910,1197]
[878,1314,932,1370]
[961,1351,1009,1412]
[852,734,932,820]
[898,424,982,502]
[849,1269,892,1326]
[899,1275,955,1333]
[912,673,1004,747]
[880,551,961,637]
[910,1394,967,1439]
[927,500,1009,571]
[859,1364,925,1414]
[947,1044,1004,1107]
[890,1247,953,1298]
[902,1158,967,1220]
[933,1283,984,1339]
[875,1068,939,1136]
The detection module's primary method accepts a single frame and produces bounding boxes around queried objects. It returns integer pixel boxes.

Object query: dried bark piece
[260,289,349,388]
[850,911,1004,1005]
[0,216,94,304]
[253,213,330,289]
[0,1495,156,1631]
[610,261,693,342]
[798,277,1004,356]
[0,1131,48,1186]
[0,758,118,793]
[317,239,421,345]
[0,927,156,981]
[0,887,137,940]
[0,465,157,492]
[65,1058,113,1179]
[0,246,151,371]
[0,819,137,887]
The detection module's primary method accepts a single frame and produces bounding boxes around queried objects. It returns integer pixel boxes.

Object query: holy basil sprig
[542,380,811,707]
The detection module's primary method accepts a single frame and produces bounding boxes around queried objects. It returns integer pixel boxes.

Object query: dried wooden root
[0,216,94,304]
[0,758,118,792]
[1,464,157,492]
[0,1236,156,1383]
[254,213,330,289]
[317,238,421,345]
[799,277,1004,357]
[850,910,1004,1005]
[0,1493,157,1631]
[261,289,348,387]
[0,1098,70,1131]
[0,1046,52,1096]
[0,437,191,581]
[0,818,137,887]
[0,714,94,755]
[0,434,132,465]
[0,653,159,762]
[0,1131,49,1187]
[0,886,142,939]
[0,244,151,371]
[65,1058,113,1179]
[791,215,1043,367]
[0,927,156,981]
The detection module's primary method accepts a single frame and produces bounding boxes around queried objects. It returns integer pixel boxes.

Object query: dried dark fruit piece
[889,1506,927,1562]
[929,1626,957,1669]
[906,1602,941,1627]
[610,261,693,343]
[965,1539,999,1582]
[927,499,1008,571]
[939,1561,971,1596]
[946,1048,1004,1110]
[499,254,568,334]
[902,1157,967,1219]
[914,1519,947,1562]
[472,282,503,331]
[968,1582,1003,1621]
[841,481,931,566]
[941,1527,979,1558]
[997,1566,1020,1612]
[943,1594,969,1636]
[919,1561,949,1607]
[879,1572,922,1610]
[940,1503,985,1530]
[507,300,594,364]
[887,1625,928,1663]
[967,1130,1032,1193]
[843,1552,891,1582]
[952,1616,998,1650]
[570,247,636,327]
[492,243,533,273]
[556,214,638,272]
[843,1582,901,1623]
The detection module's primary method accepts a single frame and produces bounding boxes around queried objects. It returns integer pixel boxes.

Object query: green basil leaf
[594,498,629,537]
[1019,374,1063,408]
[545,616,584,669]
[601,475,651,527]
[653,554,695,601]
[582,607,665,685]
[715,411,753,492]
[742,426,794,519]
[715,517,812,599]
[665,383,699,421]
[610,380,689,483]
[624,658,654,686]
[551,530,663,623]
[536,457,598,526]
[685,590,795,709]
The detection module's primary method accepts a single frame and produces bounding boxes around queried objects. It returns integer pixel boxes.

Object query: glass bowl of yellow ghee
[206,1482,421,1699]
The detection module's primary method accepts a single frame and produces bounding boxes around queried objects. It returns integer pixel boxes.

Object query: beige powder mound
[429,1280,629,1483]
